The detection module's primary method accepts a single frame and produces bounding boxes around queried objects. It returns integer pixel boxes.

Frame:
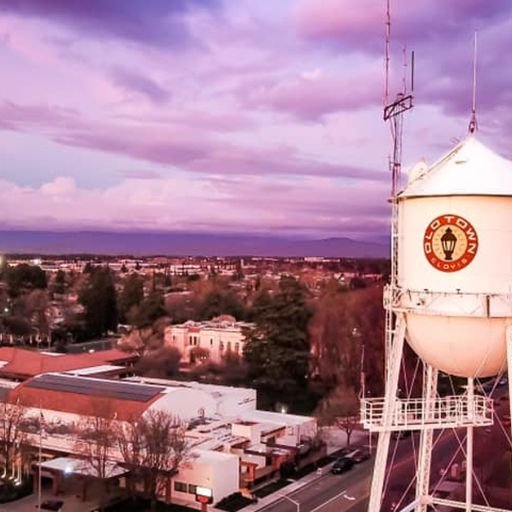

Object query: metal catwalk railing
[361,395,493,431]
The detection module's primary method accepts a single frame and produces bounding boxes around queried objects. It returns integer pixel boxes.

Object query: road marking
[343,494,356,501]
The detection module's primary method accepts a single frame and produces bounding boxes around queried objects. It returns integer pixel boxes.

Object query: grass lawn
[254,479,290,498]
[104,497,196,512]
[215,492,255,512]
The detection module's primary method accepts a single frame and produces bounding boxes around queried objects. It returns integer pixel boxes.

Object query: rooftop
[0,347,136,380]
[401,136,512,198]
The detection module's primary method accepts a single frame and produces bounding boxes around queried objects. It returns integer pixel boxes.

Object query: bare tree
[75,398,117,509]
[117,410,189,510]
[334,388,360,447]
[0,397,27,479]
[315,386,360,447]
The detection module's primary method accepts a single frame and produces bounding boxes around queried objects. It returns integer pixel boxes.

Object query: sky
[0,0,511,240]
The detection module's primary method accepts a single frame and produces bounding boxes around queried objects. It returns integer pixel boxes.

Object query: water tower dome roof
[400,136,512,198]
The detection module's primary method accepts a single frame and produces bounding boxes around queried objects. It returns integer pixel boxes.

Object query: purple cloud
[0,0,221,47]
[120,170,162,180]
[294,0,512,54]
[110,67,170,104]
[0,173,389,238]
[241,70,381,120]
[0,101,387,182]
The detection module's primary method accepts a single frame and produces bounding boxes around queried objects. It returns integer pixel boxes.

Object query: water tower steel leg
[415,364,438,512]
[507,327,512,446]
[466,378,474,512]
[368,314,406,512]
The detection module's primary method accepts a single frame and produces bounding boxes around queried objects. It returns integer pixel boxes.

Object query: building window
[210,338,213,346]
[220,342,224,352]
[174,481,187,493]
[172,335,176,342]
[188,484,197,494]
[234,343,239,353]
[227,342,231,352]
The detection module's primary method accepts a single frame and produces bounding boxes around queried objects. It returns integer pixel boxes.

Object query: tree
[315,386,360,446]
[117,411,189,511]
[0,397,27,479]
[244,276,312,402]
[1,316,31,337]
[196,289,246,321]
[5,264,47,298]
[118,274,144,324]
[134,346,181,378]
[79,267,118,338]
[75,398,117,509]
[309,286,385,397]
[53,270,67,295]
[24,289,50,338]
[129,291,166,329]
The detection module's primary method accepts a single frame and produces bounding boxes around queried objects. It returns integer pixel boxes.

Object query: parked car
[348,448,370,463]
[331,456,354,474]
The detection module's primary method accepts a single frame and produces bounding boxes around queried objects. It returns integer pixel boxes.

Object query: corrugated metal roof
[400,136,512,198]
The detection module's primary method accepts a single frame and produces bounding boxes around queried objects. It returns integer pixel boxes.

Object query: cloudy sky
[0,0,510,240]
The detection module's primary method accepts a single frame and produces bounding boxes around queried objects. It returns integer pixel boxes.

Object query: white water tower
[363,133,512,512]
[361,8,512,509]
[400,135,512,378]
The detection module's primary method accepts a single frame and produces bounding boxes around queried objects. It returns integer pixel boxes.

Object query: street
[256,405,511,512]
[257,459,372,512]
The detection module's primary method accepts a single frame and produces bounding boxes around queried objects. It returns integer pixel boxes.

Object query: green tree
[118,274,144,323]
[196,290,246,321]
[244,276,312,403]
[53,269,67,295]
[5,264,47,297]
[79,267,118,338]
[129,291,166,329]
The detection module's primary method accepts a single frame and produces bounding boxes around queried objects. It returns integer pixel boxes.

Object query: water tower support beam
[415,364,438,512]
[507,326,512,449]
[466,378,474,512]
[368,314,406,512]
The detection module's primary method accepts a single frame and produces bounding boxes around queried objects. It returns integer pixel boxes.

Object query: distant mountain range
[0,230,389,258]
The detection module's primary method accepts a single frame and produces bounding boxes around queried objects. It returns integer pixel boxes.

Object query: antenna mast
[383,0,413,342]
[367,2,414,510]
[468,31,478,134]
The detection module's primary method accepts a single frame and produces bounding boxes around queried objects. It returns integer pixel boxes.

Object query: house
[165,316,255,364]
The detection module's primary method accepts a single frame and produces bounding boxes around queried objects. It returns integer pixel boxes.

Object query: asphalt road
[258,386,511,512]
[257,460,372,512]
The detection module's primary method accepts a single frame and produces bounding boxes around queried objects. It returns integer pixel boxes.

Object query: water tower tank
[398,136,512,378]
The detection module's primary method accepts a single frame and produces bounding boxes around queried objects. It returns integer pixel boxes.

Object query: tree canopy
[5,264,47,297]
[118,273,144,323]
[79,267,118,338]
[244,276,312,403]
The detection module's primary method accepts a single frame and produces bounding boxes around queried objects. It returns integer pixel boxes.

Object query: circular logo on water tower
[423,214,478,272]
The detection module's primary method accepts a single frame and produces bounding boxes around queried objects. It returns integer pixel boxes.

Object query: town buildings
[0,347,319,508]
[165,315,255,364]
